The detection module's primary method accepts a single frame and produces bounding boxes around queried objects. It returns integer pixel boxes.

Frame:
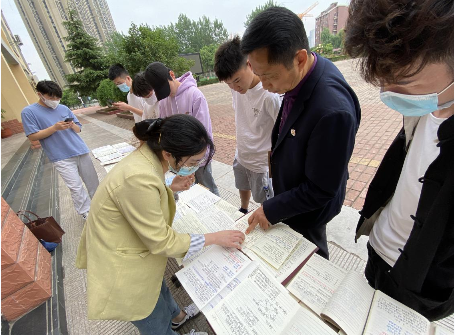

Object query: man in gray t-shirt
[21,80,99,220]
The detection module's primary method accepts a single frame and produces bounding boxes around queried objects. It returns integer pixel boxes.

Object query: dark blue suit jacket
[263,55,361,258]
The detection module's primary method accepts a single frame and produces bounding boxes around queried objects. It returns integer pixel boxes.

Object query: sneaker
[171,303,200,330]
[81,212,89,220]
[184,330,207,335]
[239,207,248,214]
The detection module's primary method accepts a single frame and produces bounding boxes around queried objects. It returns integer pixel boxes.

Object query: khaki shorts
[233,158,273,203]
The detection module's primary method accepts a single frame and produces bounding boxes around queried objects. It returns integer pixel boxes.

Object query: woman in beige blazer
[76,115,245,335]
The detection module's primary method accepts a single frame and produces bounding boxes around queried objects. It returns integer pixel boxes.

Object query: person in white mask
[21,80,99,220]
[108,64,158,122]
[345,0,453,321]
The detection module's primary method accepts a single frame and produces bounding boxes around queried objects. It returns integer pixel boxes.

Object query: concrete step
[1,145,68,335]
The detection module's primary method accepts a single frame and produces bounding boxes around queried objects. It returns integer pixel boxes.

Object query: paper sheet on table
[205,264,300,335]
[186,191,220,213]
[198,206,236,232]
[288,253,347,315]
[175,246,252,310]
[178,184,209,204]
[248,237,317,284]
[214,199,244,221]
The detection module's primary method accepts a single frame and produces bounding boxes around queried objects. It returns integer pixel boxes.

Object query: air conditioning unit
[14,35,23,46]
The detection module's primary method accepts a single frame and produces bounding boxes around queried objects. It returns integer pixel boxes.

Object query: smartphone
[106,99,114,107]
[64,117,74,122]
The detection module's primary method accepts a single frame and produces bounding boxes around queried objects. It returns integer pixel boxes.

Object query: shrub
[96,79,127,106]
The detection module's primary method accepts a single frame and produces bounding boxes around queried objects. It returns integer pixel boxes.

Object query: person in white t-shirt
[214,36,281,214]
[108,64,158,122]
[131,72,159,119]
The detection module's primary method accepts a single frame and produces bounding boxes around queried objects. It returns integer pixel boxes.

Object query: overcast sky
[1,0,349,81]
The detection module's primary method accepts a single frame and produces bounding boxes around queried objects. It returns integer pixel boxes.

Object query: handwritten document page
[201,261,258,314]
[282,306,337,335]
[186,191,220,213]
[246,237,317,284]
[178,184,208,204]
[288,253,347,315]
[215,199,244,221]
[206,264,300,335]
[98,152,123,163]
[363,290,430,335]
[92,145,115,158]
[198,206,236,232]
[249,223,302,269]
[173,202,194,223]
[176,246,252,309]
[233,212,267,248]
[322,271,375,335]
[171,211,208,235]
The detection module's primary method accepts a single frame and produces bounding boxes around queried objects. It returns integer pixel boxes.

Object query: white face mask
[40,94,60,109]
[380,82,454,117]
[143,95,156,106]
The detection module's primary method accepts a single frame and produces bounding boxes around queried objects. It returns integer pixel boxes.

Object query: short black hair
[345,0,454,84]
[36,80,62,98]
[108,63,128,81]
[241,6,310,68]
[214,36,247,81]
[132,72,153,98]
[133,114,215,167]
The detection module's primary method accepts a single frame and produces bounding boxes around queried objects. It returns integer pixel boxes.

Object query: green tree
[96,79,128,107]
[200,44,218,72]
[61,89,80,109]
[244,0,278,28]
[321,27,332,45]
[105,24,193,78]
[323,43,333,54]
[166,14,228,54]
[63,10,108,98]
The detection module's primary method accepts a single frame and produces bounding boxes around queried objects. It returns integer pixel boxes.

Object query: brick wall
[1,198,52,321]
[1,119,24,135]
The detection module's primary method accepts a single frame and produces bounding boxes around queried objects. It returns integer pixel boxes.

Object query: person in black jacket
[242,7,361,259]
[345,0,453,321]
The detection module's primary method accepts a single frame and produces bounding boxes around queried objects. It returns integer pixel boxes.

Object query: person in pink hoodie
[138,62,219,196]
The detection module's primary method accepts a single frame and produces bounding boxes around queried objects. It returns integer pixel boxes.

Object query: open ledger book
[233,211,318,284]
[172,185,318,282]
[177,250,336,335]
[287,254,450,335]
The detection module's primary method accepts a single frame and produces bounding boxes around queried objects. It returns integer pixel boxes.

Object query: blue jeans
[131,280,181,335]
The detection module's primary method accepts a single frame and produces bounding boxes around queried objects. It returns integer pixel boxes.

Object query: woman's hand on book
[205,230,245,249]
[170,174,194,192]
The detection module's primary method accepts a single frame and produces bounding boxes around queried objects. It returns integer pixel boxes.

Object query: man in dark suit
[243,6,361,259]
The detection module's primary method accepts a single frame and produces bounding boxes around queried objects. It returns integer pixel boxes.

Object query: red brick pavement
[73,60,403,211]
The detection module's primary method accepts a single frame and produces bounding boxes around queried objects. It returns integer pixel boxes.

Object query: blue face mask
[380,82,454,117]
[117,83,130,93]
[168,162,200,176]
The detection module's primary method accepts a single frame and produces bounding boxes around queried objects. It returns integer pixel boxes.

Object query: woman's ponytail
[133,118,163,151]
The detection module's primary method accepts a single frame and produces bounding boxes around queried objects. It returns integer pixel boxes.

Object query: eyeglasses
[175,156,207,169]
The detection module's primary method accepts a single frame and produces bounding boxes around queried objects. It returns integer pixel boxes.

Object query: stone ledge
[1,198,51,322]
[116,111,134,120]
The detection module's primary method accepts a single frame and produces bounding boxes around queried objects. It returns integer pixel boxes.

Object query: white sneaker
[184,330,207,335]
[171,303,200,330]
[81,212,89,220]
